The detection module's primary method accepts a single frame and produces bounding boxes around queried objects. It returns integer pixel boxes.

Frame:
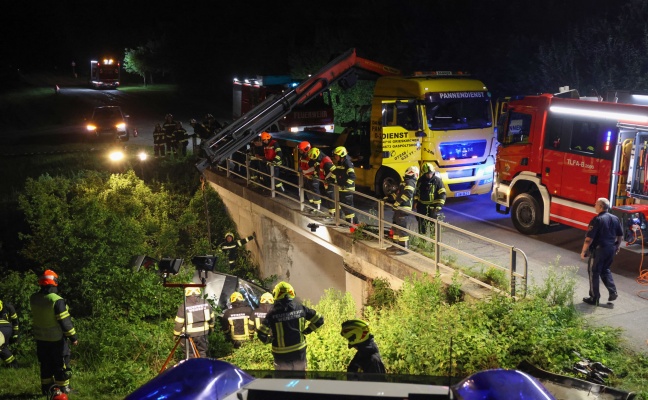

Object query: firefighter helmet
[333,146,347,158]
[260,292,274,304]
[260,132,272,141]
[225,232,234,240]
[421,162,435,174]
[308,147,320,160]
[230,292,244,303]
[185,287,201,297]
[39,269,59,287]
[405,166,420,179]
[298,141,311,154]
[340,319,371,347]
[273,281,295,300]
[0,300,2,312]
[165,113,173,119]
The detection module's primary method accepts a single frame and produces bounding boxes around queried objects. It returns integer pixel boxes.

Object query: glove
[302,327,313,335]
[435,207,442,212]
[247,235,254,242]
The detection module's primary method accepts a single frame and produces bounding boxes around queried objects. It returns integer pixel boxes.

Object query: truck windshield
[425,91,492,130]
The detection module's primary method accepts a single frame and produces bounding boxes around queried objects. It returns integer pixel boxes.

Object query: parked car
[85,105,129,141]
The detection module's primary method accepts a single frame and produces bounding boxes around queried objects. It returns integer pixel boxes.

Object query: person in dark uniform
[153,123,166,158]
[253,292,274,330]
[330,146,359,225]
[221,292,255,348]
[580,197,622,305]
[218,232,255,269]
[340,319,386,374]
[173,287,214,358]
[0,299,19,368]
[257,281,324,371]
[414,162,446,234]
[308,147,336,216]
[174,121,189,156]
[162,114,176,157]
[385,166,418,255]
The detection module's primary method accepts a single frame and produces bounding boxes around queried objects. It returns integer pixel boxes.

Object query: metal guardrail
[215,152,528,297]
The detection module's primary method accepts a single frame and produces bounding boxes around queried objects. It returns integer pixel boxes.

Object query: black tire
[377,169,401,197]
[511,193,544,235]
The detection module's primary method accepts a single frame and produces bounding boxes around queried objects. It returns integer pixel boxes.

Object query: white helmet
[405,166,419,179]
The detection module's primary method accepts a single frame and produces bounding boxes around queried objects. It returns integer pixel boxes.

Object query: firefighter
[221,292,255,348]
[162,113,176,156]
[330,146,359,225]
[253,292,274,330]
[248,135,266,182]
[385,166,418,255]
[174,121,189,156]
[414,162,447,234]
[204,114,222,134]
[30,269,78,396]
[257,282,324,371]
[153,123,166,158]
[308,147,336,217]
[173,287,214,358]
[0,299,19,368]
[190,118,210,154]
[218,232,255,269]
[261,132,285,192]
[298,141,320,211]
[340,319,386,374]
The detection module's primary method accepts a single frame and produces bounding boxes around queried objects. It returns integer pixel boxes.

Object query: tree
[123,39,172,86]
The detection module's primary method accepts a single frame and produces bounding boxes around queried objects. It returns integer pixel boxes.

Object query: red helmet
[260,132,272,141]
[298,141,311,153]
[39,269,59,287]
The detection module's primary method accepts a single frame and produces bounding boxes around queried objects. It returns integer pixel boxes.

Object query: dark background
[0,0,634,98]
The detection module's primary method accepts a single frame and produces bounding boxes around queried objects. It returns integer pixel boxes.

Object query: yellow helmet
[0,300,3,312]
[333,146,347,158]
[272,281,295,300]
[230,292,244,303]
[260,292,274,304]
[185,287,201,297]
[340,319,371,347]
[308,147,320,160]
[422,162,435,174]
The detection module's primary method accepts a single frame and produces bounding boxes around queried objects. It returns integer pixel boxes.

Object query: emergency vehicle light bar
[549,105,648,124]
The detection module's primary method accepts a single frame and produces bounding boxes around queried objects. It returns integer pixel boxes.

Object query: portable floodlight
[158,258,183,275]
[191,256,217,272]
[129,255,159,272]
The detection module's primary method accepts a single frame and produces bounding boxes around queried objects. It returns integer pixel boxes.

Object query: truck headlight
[86,124,96,131]
[116,123,126,131]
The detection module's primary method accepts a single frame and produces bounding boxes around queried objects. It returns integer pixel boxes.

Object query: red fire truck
[492,93,648,243]
[232,75,334,132]
[90,58,121,89]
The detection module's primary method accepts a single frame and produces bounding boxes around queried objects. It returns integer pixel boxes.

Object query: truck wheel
[511,193,544,235]
[378,170,400,197]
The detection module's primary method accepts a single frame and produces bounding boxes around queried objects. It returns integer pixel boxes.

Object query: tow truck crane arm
[196,48,400,172]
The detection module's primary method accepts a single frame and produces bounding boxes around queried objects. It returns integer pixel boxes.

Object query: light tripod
[159,282,205,374]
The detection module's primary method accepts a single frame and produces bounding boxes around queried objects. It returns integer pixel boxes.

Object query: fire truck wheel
[511,193,544,235]
[378,170,401,198]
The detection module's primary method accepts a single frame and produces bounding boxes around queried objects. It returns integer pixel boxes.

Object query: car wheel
[511,193,544,235]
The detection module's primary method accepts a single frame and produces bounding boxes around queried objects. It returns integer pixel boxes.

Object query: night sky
[2,0,627,93]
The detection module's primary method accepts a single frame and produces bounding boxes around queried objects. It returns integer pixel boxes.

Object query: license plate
[454,191,471,197]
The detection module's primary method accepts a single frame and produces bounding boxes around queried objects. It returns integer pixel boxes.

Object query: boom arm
[196,48,400,171]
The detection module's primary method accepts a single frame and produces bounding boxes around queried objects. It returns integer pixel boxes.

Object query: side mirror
[415,130,427,138]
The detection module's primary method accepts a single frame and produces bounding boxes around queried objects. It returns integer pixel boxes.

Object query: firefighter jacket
[415,173,446,208]
[263,140,283,165]
[347,335,386,374]
[388,175,416,210]
[221,301,255,342]
[173,295,215,338]
[163,119,176,141]
[257,298,324,354]
[30,286,77,342]
[299,155,314,178]
[253,303,273,330]
[332,155,355,191]
[311,154,336,186]
[0,300,19,342]
[153,126,166,145]
[219,235,254,266]
[192,122,210,139]
[174,126,189,146]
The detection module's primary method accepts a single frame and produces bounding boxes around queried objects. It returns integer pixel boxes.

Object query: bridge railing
[216,152,528,297]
